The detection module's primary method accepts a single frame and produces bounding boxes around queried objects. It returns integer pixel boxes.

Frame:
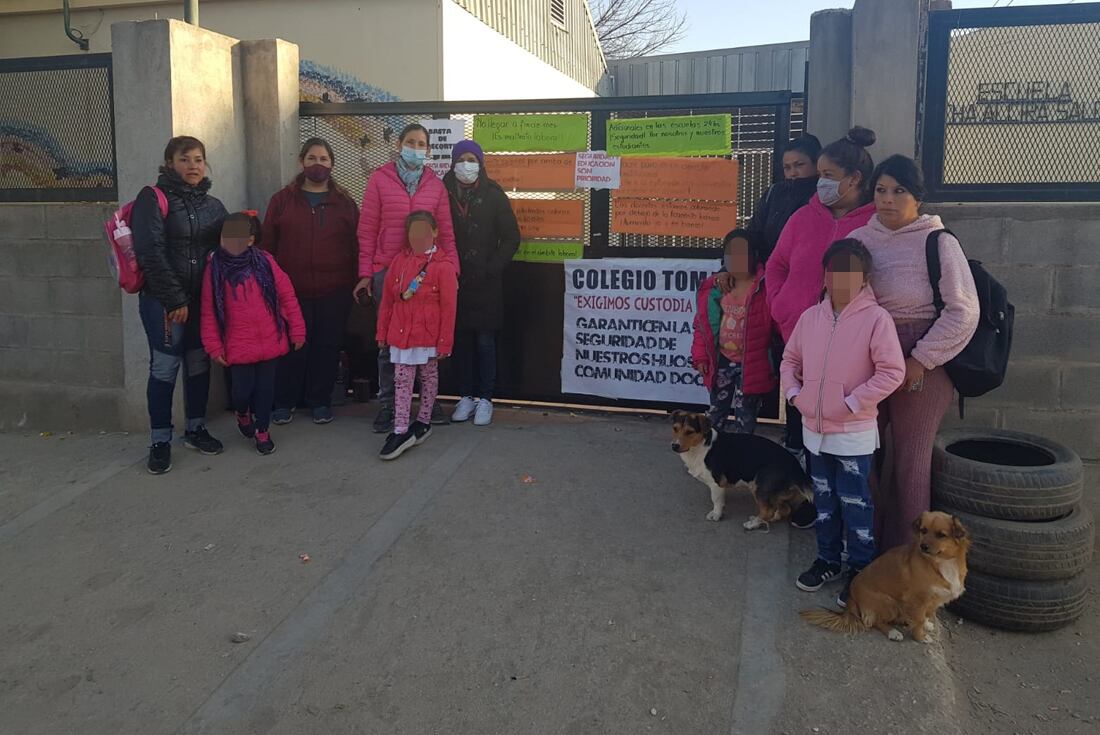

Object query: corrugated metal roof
[606,42,808,96]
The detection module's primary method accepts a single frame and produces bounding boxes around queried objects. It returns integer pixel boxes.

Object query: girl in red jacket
[691,229,779,435]
[376,211,458,460]
[201,213,306,456]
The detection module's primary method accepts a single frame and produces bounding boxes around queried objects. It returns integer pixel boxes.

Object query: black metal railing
[0,54,117,203]
[922,2,1100,202]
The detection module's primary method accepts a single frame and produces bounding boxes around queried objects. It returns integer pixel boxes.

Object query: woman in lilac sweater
[849,155,979,551]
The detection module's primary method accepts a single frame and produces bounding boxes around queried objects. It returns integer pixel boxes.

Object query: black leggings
[231,359,277,432]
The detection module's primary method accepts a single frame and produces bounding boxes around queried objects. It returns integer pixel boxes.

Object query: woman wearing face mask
[747,134,822,259]
[766,126,878,459]
[441,141,521,427]
[848,155,979,551]
[354,123,459,434]
[261,138,360,425]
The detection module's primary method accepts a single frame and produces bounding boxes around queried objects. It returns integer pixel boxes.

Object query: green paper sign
[474,114,589,153]
[606,114,732,157]
[512,241,585,263]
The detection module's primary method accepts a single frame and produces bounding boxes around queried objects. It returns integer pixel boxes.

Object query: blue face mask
[400,146,427,168]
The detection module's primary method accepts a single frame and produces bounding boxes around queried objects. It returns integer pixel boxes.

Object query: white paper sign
[421,119,466,179]
[574,151,621,190]
[562,258,713,404]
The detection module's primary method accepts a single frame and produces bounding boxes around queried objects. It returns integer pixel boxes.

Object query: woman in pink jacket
[353,123,459,433]
[849,155,979,551]
[766,126,878,458]
[201,213,307,456]
[781,239,905,608]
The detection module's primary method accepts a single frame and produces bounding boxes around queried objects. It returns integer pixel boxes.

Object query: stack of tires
[932,428,1094,632]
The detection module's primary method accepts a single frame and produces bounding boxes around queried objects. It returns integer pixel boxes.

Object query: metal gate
[300,92,802,409]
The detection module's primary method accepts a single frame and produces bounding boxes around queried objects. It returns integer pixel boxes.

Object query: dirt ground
[0,406,1095,735]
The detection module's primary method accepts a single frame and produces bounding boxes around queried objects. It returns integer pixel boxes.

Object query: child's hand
[292,341,304,351]
[214,355,228,367]
[377,340,386,349]
[692,360,709,376]
[714,272,736,294]
[437,353,450,361]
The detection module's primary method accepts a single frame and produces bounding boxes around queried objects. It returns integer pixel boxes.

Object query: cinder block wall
[0,202,124,430]
[928,202,1100,478]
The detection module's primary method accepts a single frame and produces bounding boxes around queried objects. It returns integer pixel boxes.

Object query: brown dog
[800,511,970,642]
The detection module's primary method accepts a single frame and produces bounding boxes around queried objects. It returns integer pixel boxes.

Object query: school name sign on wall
[562,258,713,404]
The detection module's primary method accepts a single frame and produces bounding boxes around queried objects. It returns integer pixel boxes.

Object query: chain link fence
[0,54,116,202]
[922,4,1100,201]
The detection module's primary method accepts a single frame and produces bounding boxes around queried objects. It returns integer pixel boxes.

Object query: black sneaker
[411,421,432,445]
[148,442,172,475]
[255,431,276,456]
[429,402,449,425]
[183,426,224,455]
[379,431,415,460]
[789,501,817,529]
[373,406,394,434]
[837,569,858,608]
[796,559,843,592]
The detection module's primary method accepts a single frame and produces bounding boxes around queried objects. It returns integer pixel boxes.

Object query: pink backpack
[105,186,168,294]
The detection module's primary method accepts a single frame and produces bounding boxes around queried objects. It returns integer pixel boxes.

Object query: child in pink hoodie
[201,212,306,456]
[781,239,905,608]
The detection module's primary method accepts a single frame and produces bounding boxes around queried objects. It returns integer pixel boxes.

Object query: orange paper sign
[612,198,737,239]
[484,154,577,191]
[513,199,585,239]
[614,157,739,201]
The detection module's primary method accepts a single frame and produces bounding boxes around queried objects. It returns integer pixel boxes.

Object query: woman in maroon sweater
[261,138,360,424]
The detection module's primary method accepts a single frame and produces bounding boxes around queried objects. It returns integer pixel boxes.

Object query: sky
[661,0,1084,54]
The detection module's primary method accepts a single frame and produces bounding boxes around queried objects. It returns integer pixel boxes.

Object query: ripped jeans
[139,293,210,444]
[811,453,875,570]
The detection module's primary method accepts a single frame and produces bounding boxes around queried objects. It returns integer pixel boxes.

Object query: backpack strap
[924,229,949,318]
[146,186,169,218]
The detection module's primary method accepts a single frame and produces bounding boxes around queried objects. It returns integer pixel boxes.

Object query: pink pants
[875,319,955,551]
[393,359,439,435]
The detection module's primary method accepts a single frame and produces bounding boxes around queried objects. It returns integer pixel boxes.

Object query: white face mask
[455,161,479,184]
[817,176,849,207]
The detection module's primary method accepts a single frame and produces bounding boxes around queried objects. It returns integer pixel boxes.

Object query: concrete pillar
[111,19,298,431]
[851,0,923,159]
[241,39,301,217]
[807,9,853,146]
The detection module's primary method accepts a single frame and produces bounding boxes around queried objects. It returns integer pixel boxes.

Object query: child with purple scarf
[201,212,307,455]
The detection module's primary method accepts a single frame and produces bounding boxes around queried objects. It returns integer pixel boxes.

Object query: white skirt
[390,345,438,365]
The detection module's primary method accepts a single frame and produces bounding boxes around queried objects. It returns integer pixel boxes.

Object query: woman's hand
[214,355,228,367]
[292,341,304,351]
[354,278,373,304]
[167,306,189,324]
[903,356,926,392]
[714,272,736,294]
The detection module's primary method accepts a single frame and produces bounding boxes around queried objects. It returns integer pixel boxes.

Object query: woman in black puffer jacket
[747,134,822,260]
[132,135,228,475]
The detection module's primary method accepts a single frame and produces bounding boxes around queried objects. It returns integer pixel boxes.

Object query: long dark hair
[870,154,927,202]
[209,212,285,339]
[819,126,876,203]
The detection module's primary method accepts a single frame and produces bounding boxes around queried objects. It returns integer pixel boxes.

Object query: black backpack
[926,229,1014,416]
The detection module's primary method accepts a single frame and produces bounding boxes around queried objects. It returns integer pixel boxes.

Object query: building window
[551,0,567,28]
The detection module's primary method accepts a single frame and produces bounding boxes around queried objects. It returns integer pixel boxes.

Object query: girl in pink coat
[354,123,459,434]
[201,212,306,455]
[781,239,905,608]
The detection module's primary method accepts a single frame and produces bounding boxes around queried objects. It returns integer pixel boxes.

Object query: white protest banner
[562,258,714,404]
[420,119,465,179]
[574,150,621,190]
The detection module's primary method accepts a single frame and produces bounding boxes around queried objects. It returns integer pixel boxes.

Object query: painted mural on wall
[299,59,411,197]
[1,122,114,190]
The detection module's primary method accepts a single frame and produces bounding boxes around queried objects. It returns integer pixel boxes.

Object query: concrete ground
[0,406,1095,735]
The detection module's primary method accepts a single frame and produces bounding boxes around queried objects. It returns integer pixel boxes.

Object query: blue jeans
[138,293,210,444]
[454,329,496,399]
[232,359,277,432]
[811,453,875,570]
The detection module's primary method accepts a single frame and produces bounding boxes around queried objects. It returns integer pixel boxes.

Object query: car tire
[949,569,1088,633]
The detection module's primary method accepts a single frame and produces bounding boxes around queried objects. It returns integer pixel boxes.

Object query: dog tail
[799,607,867,634]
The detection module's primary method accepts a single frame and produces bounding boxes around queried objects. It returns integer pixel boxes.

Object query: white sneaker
[473,399,493,426]
[451,396,477,422]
